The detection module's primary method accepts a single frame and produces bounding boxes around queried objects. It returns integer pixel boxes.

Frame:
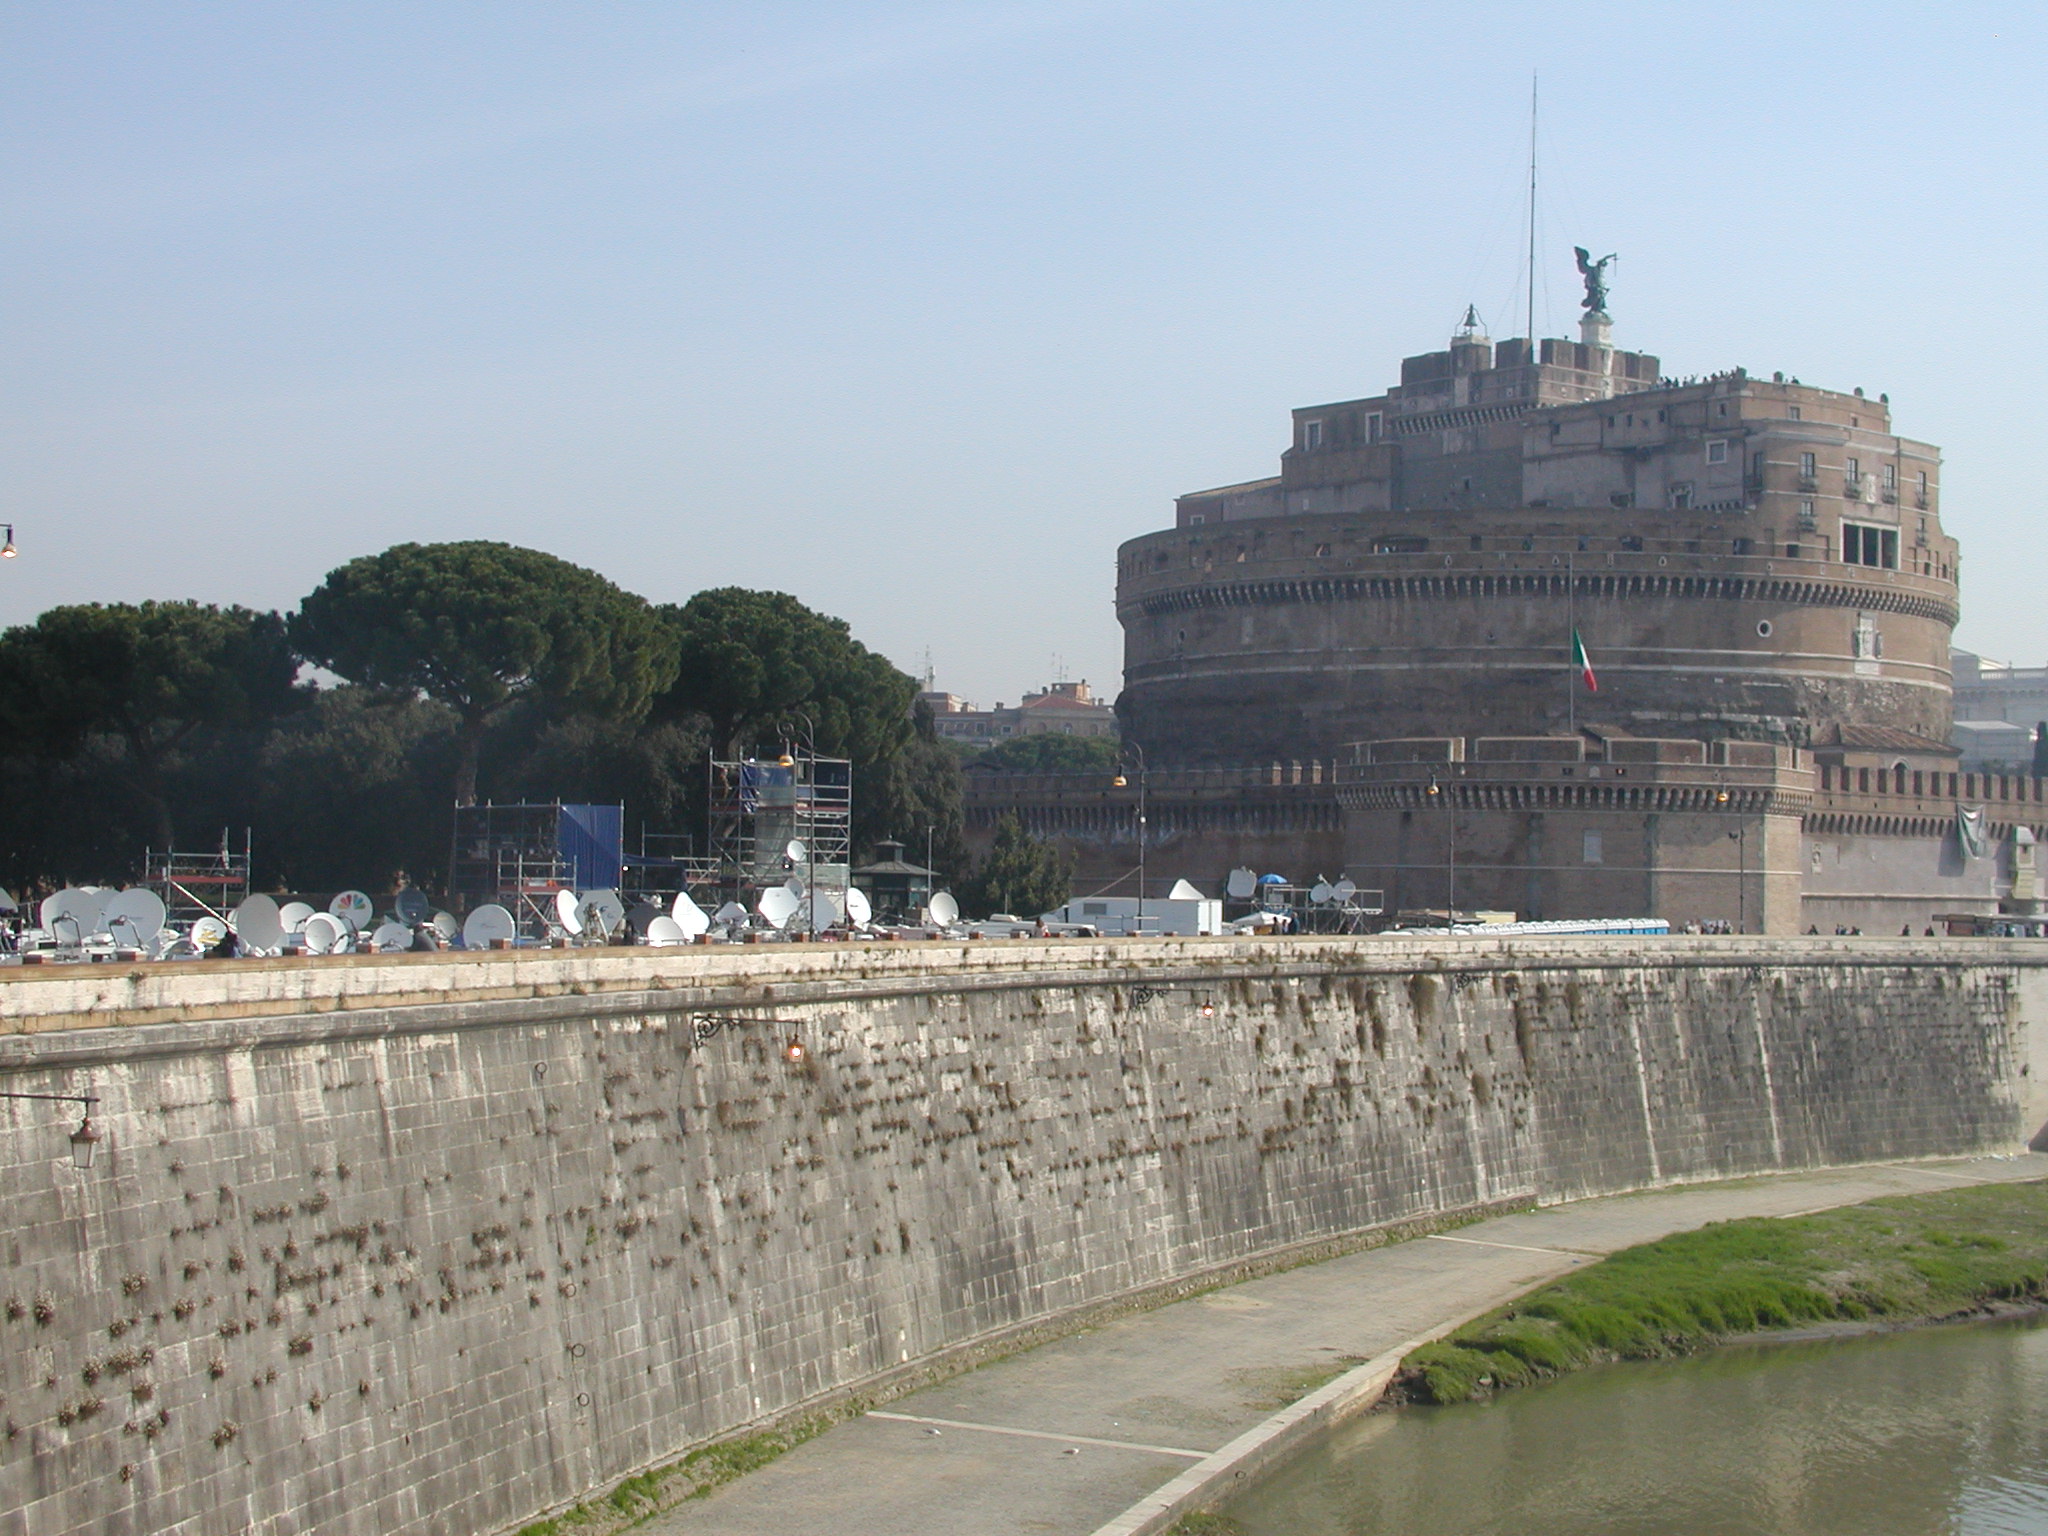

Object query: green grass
[511,1423,829,1536]
[1399,1180,2048,1405]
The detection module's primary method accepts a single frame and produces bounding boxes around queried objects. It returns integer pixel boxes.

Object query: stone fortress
[969,275,2047,933]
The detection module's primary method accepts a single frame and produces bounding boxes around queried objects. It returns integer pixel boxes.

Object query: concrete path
[643,1155,2048,1536]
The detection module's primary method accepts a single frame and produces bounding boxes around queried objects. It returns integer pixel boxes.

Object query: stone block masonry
[0,937,2041,1536]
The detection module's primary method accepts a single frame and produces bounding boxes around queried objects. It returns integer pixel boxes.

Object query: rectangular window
[1846,457,1860,479]
[1884,463,1898,488]
[1303,419,1323,450]
[1788,405,1802,420]
[1670,483,1694,509]
[1706,439,1728,464]
[1917,470,1928,496]
[1364,411,1382,443]
[1842,523,1900,569]
[1799,498,1816,525]
[1582,831,1604,864]
[1800,451,1817,478]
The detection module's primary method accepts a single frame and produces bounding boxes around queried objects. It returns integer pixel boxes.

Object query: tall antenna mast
[1526,73,1539,348]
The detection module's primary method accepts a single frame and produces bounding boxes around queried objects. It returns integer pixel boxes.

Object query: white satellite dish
[577,889,625,937]
[1225,867,1258,901]
[1168,878,1205,901]
[330,890,374,926]
[713,901,748,927]
[463,904,517,949]
[371,920,413,952]
[0,887,16,914]
[190,915,229,952]
[645,915,687,946]
[757,887,800,929]
[785,839,807,864]
[844,887,873,926]
[1310,881,1334,905]
[42,887,108,938]
[783,876,806,899]
[431,910,458,941]
[1334,877,1357,903]
[672,890,710,938]
[395,887,429,924]
[278,901,315,933]
[807,891,842,931]
[301,912,344,954]
[928,890,960,927]
[554,889,583,935]
[102,888,168,948]
[234,895,287,953]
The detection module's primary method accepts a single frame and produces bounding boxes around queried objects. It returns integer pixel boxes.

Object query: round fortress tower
[1116,320,1958,764]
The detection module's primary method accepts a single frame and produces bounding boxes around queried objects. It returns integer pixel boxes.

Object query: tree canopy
[968,732,1122,774]
[960,813,1073,919]
[0,601,301,849]
[292,541,678,804]
[657,588,916,763]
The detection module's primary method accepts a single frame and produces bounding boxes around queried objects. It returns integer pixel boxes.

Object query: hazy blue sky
[4,2,2044,706]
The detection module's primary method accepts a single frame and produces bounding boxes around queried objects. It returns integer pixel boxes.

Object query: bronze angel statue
[1574,246,1616,315]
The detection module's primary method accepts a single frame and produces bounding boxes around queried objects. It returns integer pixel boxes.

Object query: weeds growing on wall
[1399,1180,2048,1405]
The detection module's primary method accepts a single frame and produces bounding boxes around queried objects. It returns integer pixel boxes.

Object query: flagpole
[1567,548,1576,737]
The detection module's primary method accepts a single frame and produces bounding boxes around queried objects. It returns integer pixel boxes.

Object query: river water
[1221,1316,2048,1536]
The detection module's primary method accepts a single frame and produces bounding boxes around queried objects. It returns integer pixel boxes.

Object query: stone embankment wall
[1,937,2043,1536]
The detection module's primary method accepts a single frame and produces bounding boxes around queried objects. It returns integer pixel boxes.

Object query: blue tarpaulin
[556,804,623,890]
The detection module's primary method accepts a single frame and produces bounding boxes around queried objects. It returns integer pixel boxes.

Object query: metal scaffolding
[144,831,251,925]
[705,751,852,924]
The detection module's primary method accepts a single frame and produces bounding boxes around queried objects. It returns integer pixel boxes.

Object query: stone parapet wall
[0,938,2041,1536]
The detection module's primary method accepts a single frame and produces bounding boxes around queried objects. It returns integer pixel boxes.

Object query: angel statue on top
[1574,246,1617,316]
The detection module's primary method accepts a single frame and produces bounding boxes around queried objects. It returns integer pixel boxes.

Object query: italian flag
[1572,629,1598,692]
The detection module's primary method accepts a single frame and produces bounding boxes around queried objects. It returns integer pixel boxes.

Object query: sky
[4,2,2047,707]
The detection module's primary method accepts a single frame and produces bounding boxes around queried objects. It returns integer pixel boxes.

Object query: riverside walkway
[644,1153,2048,1536]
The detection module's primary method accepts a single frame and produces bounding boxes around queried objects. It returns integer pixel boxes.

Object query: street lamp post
[1427,775,1457,922]
[1112,741,1148,936]
[1716,788,1745,933]
[0,1090,100,1168]
[778,710,818,937]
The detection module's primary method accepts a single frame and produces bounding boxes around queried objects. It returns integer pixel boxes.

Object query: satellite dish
[0,887,16,913]
[278,901,315,933]
[672,890,710,938]
[1310,881,1334,905]
[645,916,686,946]
[577,890,625,937]
[929,890,960,927]
[234,895,287,953]
[758,887,800,929]
[371,920,413,952]
[42,887,108,937]
[330,890,374,926]
[301,912,344,954]
[625,901,662,939]
[785,839,807,864]
[463,905,517,949]
[102,888,168,948]
[1168,878,1204,901]
[845,887,873,926]
[1225,867,1257,901]
[807,890,843,931]
[395,887,429,924]
[1334,878,1357,902]
[555,889,583,935]
[431,910,458,941]
[713,901,748,927]
[783,876,806,899]
[1259,873,1288,886]
[190,915,229,951]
